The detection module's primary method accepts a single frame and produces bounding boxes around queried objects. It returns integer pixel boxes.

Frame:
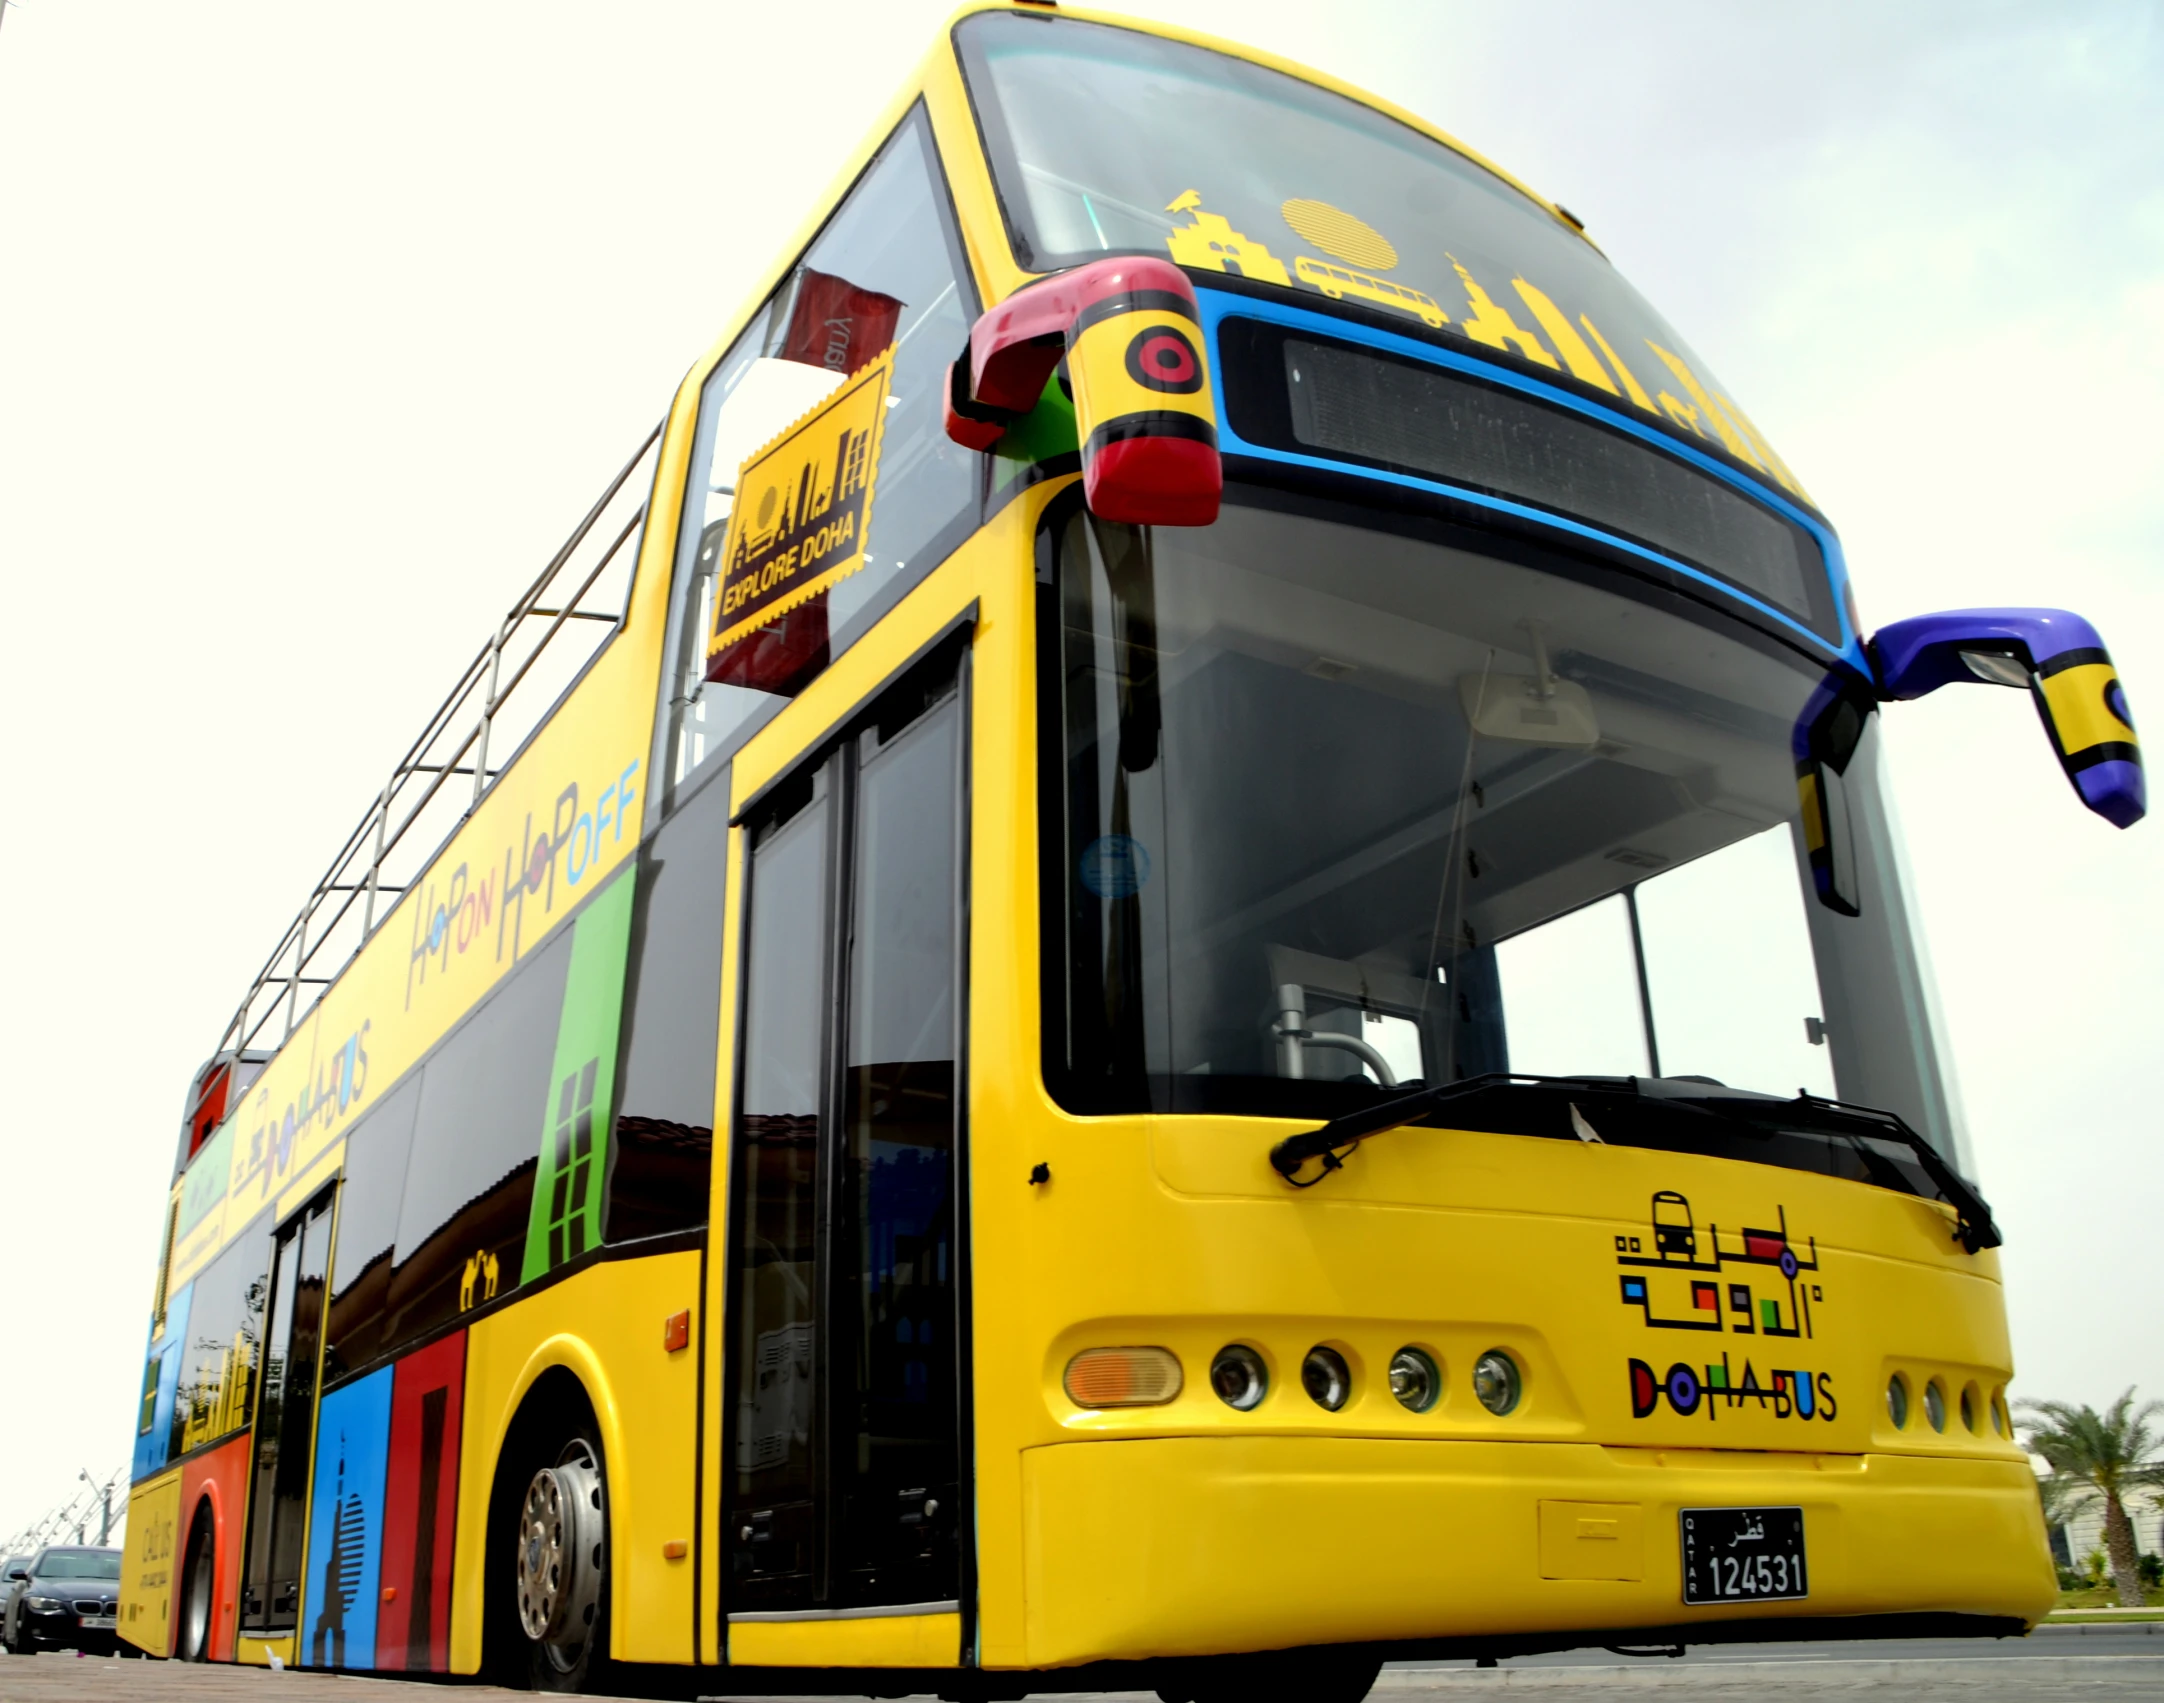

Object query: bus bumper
[1013,1437,2054,1666]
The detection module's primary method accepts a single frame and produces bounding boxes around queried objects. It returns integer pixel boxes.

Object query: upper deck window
[956,13,1809,508]
[659,109,980,811]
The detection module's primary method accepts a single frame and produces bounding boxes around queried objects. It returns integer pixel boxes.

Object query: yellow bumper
[1016,1437,2054,1666]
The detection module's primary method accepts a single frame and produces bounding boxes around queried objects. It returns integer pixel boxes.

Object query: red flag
[781,269,903,377]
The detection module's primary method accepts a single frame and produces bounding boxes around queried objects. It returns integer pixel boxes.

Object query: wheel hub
[515,1445,602,1654]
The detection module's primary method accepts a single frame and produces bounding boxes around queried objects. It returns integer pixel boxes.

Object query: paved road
[1389,1621,2164,1666]
[0,1631,2157,1703]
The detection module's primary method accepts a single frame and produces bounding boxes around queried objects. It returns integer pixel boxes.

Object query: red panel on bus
[178,1433,251,1663]
[375,1331,465,1672]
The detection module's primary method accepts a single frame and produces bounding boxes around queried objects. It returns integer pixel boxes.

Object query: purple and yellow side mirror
[1870,608,2144,828]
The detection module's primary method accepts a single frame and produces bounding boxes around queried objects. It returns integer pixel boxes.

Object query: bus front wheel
[513,1432,614,1693]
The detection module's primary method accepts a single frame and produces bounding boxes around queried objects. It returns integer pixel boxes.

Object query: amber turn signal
[1064,1346,1183,1408]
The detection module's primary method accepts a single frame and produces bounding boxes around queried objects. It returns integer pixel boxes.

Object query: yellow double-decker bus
[120,3,2145,1694]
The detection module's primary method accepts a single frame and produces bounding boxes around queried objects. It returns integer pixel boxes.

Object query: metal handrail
[214,423,663,1060]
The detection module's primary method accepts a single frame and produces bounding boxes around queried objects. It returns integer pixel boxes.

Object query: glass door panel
[727,776,833,1609]
[241,1191,333,1631]
[723,653,968,1623]
[836,695,961,1605]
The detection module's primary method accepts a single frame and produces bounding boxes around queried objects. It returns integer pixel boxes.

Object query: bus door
[724,650,968,1621]
[238,1186,335,1632]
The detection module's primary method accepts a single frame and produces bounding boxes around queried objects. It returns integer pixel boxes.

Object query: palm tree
[2019,1388,2164,1607]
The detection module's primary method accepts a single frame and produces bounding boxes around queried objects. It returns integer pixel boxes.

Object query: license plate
[82,1616,116,1630]
[1680,1506,1807,1604]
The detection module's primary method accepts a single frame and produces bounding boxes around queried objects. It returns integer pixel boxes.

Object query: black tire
[176,1508,216,1662]
[512,1427,615,1694]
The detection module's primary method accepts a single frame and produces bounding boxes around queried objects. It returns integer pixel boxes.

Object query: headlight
[1924,1380,1947,1433]
[25,1594,63,1611]
[1473,1349,1522,1415]
[1301,1345,1351,1411]
[1389,1347,1441,1413]
[1886,1373,1910,1429]
[1209,1344,1268,1411]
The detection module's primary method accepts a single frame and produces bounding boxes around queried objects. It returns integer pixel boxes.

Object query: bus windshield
[957,13,1802,504]
[1041,495,1967,1171]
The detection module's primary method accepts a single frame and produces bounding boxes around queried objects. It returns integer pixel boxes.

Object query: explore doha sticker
[708,346,893,671]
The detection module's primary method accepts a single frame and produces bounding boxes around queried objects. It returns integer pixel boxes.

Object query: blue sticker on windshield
[1080,835,1152,898]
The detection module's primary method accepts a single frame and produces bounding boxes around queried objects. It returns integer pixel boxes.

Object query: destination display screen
[1218,317,1837,642]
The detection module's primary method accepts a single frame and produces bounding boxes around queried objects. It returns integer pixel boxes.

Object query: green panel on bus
[521,871,636,1285]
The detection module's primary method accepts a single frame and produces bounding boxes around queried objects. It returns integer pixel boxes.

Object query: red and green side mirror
[943,255,1221,527]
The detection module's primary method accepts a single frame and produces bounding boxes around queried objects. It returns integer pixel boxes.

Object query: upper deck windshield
[956,13,1809,511]
[1040,495,1970,1178]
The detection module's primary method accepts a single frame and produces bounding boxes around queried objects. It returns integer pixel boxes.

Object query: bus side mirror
[1870,607,2144,829]
[945,255,1221,527]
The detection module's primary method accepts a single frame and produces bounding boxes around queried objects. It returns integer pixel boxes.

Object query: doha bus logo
[1615,1190,1839,1425]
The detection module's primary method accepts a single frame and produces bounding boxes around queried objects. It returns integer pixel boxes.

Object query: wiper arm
[1268,1073,1514,1184]
[1270,1076,2004,1256]
[1784,1091,2002,1254]
[1267,1072,1745,1185]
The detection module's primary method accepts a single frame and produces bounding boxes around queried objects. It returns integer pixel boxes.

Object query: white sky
[1,1,2157,1538]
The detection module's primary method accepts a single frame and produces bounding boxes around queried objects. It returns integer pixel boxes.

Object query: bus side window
[171,1210,274,1460]
[320,1076,422,1386]
[607,765,732,1242]
[383,929,575,1352]
[656,105,980,816]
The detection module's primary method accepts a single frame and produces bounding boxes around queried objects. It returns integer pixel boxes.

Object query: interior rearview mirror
[1870,607,2144,828]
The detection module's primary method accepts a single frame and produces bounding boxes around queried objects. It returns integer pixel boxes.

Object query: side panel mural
[301,1368,393,1669]
[119,1468,183,1655]
[377,1331,466,1671]
[179,1432,252,1664]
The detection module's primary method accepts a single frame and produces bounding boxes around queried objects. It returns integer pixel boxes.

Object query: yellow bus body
[121,2,2056,1681]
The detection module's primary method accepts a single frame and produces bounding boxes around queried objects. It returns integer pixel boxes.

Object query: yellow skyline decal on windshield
[1161,187,1811,506]
[1165,190,1290,284]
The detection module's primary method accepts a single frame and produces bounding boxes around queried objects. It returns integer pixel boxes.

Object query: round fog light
[1473,1349,1521,1416]
[1389,1348,1440,1413]
[1924,1380,1947,1433]
[1210,1345,1268,1411]
[1887,1374,1910,1430]
[1302,1346,1351,1411]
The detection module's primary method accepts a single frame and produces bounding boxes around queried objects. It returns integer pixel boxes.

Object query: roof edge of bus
[949,0,1605,266]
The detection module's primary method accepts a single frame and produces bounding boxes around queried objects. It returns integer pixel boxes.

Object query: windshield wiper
[1266,1072,1685,1183]
[1269,1075,2002,1254]
[1777,1091,2002,1253]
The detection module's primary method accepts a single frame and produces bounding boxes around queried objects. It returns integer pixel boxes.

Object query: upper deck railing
[213,427,662,1062]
